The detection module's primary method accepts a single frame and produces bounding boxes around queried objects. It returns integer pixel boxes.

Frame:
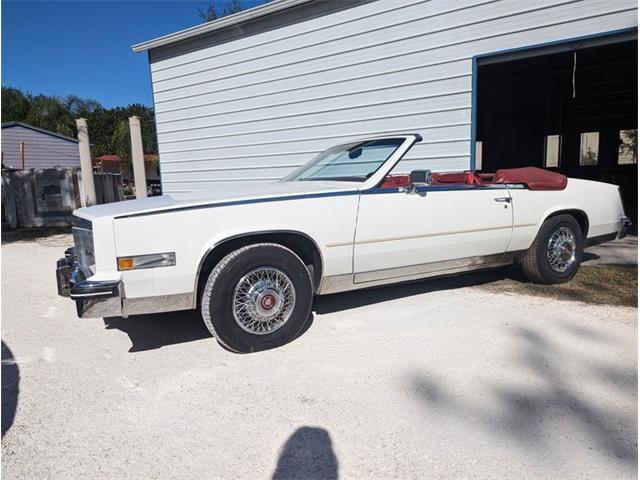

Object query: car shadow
[104,310,211,353]
[103,310,315,354]
[103,266,527,353]
[314,265,525,314]
[2,340,20,437]
[582,251,600,262]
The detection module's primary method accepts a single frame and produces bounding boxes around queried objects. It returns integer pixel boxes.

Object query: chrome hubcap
[547,226,577,273]
[232,267,296,335]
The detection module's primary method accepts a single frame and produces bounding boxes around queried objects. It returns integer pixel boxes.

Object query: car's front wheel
[200,243,313,353]
[520,214,584,284]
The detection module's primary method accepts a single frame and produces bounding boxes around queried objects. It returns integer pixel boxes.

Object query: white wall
[149,0,637,195]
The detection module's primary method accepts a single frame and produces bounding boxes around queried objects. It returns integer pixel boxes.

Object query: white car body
[56,134,628,320]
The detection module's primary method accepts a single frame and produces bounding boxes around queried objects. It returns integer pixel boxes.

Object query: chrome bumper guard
[56,247,122,318]
[618,216,632,240]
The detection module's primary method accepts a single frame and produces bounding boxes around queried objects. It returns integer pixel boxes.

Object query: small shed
[1,122,80,170]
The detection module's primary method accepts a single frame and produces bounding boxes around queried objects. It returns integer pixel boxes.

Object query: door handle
[494,197,512,203]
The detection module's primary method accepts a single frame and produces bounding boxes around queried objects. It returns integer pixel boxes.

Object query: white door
[353,185,513,283]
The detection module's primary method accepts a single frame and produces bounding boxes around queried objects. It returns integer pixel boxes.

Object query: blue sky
[2,0,265,108]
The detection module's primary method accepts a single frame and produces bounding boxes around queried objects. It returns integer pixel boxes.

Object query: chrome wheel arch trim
[192,229,325,308]
[522,208,589,252]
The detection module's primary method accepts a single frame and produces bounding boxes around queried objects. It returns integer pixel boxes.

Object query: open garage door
[476,30,637,230]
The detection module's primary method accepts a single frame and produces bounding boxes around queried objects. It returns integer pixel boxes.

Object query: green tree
[1,87,157,162]
[1,87,30,122]
[64,95,102,119]
[111,119,133,171]
[25,95,75,137]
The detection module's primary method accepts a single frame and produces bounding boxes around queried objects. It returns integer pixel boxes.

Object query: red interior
[379,167,567,191]
[379,175,412,188]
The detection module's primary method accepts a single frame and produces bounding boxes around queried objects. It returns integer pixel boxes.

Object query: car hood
[73,180,360,221]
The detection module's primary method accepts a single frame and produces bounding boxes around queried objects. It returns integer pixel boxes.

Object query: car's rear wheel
[200,243,313,353]
[520,214,584,284]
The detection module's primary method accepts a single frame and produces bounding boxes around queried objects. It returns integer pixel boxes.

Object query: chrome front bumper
[56,247,122,318]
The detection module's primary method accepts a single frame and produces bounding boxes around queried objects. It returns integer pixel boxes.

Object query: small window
[618,129,637,165]
[475,141,483,171]
[544,135,561,168]
[579,132,599,166]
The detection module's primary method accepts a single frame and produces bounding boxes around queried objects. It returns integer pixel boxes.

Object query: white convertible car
[56,134,630,352]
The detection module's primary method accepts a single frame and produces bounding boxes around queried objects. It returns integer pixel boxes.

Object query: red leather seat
[492,167,567,190]
[380,172,488,188]
[379,168,566,190]
[380,175,411,188]
[432,172,484,185]
[431,172,466,185]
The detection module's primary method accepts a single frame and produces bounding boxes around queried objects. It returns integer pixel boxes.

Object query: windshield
[282,138,404,182]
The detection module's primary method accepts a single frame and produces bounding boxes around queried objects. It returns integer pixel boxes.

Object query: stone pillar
[75,118,97,206]
[128,116,147,198]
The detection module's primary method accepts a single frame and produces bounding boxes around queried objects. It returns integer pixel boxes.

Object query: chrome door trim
[354,224,513,246]
[318,252,520,295]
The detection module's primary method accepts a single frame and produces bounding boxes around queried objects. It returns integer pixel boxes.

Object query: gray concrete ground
[1,234,637,479]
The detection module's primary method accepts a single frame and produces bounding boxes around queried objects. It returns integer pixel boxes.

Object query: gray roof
[1,122,79,143]
[131,0,313,52]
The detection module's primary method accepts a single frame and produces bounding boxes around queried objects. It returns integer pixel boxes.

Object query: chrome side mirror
[402,169,432,194]
[410,169,432,186]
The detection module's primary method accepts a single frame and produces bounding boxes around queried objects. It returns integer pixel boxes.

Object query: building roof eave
[131,0,313,53]
[1,121,79,143]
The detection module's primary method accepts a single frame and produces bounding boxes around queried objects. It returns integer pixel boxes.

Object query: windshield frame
[281,134,420,188]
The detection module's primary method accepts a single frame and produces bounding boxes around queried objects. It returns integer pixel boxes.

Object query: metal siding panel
[1,126,80,169]
[151,0,637,195]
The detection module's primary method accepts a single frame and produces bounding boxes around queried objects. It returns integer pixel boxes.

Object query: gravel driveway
[2,234,637,479]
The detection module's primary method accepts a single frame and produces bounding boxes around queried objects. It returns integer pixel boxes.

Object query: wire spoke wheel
[232,267,296,335]
[546,226,577,273]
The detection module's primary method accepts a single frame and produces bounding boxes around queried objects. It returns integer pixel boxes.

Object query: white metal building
[133,0,637,197]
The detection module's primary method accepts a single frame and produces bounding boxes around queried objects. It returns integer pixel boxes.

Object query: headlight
[117,252,176,271]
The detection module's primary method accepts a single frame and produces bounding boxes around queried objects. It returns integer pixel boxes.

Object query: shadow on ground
[1,227,71,245]
[103,267,518,352]
[314,266,524,314]
[104,310,211,352]
[104,259,635,352]
[272,426,338,480]
[477,264,637,307]
[2,340,20,437]
[407,322,638,467]
[104,310,314,354]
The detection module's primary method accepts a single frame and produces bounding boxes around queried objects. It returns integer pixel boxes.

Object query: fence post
[128,116,147,198]
[19,142,25,171]
[75,118,97,206]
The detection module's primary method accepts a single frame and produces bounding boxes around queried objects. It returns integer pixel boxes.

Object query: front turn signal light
[117,258,135,270]
[117,252,176,271]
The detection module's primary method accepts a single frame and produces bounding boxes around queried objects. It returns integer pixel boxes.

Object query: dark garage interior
[476,32,637,231]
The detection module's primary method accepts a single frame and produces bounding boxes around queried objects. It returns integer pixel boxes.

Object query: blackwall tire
[200,243,313,353]
[520,214,584,284]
